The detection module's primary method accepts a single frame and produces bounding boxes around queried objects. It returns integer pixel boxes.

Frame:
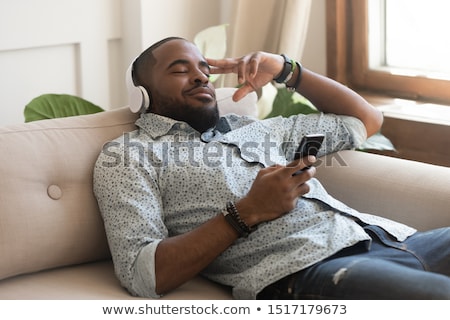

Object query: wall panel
[0,0,122,126]
[0,44,79,124]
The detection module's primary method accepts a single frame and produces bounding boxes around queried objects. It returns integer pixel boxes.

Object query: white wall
[0,0,122,126]
[0,0,325,126]
[120,0,222,103]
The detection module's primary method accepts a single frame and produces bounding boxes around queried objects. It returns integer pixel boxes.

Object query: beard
[149,94,220,133]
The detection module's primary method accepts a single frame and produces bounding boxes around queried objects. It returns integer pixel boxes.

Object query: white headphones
[125,58,150,113]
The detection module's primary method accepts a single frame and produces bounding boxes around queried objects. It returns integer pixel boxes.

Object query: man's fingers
[207,55,260,83]
[286,156,317,175]
[207,58,238,74]
[232,83,257,102]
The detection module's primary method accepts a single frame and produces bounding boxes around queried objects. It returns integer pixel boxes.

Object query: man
[94,37,450,299]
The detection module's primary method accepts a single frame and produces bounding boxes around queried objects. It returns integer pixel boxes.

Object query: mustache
[184,84,215,97]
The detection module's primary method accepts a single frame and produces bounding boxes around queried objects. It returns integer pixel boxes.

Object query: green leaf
[24,94,104,122]
[194,24,228,83]
[264,88,318,119]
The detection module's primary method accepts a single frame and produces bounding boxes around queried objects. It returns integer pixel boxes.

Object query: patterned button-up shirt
[93,112,416,299]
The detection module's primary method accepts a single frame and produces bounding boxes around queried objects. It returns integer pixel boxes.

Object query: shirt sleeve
[339,115,367,148]
[93,137,166,298]
[263,113,367,160]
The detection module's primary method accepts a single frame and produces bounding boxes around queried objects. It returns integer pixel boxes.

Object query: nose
[192,69,209,85]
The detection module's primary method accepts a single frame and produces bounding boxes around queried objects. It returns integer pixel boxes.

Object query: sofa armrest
[315,150,450,231]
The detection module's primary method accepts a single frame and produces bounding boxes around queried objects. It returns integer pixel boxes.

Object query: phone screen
[293,134,324,175]
[294,134,325,160]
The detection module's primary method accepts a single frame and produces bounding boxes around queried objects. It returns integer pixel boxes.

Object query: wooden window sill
[360,91,450,126]
[358,91,450,167]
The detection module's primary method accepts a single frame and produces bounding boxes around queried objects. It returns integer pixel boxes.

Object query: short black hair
[132,37,186,88]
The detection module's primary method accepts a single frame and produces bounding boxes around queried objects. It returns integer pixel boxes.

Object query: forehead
[151,39,205,68]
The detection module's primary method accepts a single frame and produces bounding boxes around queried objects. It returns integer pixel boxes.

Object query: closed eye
[172,69,188,74]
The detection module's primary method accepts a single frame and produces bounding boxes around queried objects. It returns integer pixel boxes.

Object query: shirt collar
[135,112,233,139]
[135,113,176,138]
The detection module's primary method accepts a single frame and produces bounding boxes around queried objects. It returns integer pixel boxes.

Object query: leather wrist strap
[222,201,255,238]
[273,54,293,84]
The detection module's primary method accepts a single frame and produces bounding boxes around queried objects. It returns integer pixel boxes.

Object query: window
[327,0,450,104]
[374,0,450,77]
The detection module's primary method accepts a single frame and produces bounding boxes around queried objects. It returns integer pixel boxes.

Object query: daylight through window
[369,0,450,79]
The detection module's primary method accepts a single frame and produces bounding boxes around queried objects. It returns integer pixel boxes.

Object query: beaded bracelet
[222,201,256,238]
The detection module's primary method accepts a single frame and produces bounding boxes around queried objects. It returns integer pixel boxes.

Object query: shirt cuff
[340,115,367,148]
[131,240,162,298]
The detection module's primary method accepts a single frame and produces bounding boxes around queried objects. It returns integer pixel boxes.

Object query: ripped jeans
[257,226,450,299]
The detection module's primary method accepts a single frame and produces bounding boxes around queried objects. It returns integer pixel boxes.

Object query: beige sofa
[1,88,449,299]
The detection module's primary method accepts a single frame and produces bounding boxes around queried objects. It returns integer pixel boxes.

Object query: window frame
[326,0,450,104]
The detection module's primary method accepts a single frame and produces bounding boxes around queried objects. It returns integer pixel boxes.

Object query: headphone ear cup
[141,86,150,110]
[126,60,150,113]
[129,86,150,113]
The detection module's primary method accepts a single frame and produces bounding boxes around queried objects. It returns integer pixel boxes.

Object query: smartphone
[293,134,325,174]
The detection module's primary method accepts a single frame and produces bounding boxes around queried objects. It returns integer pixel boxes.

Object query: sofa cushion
[0,88,257,282]
[316,150,450,231]
[0,260,232,299]
[215,87,258,117]
[0,108,138,281]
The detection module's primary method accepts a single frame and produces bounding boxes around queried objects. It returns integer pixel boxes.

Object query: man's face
[143,39,219,133]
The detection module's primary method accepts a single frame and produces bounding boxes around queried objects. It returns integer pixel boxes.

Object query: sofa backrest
[0,88,257,281]
[0,107,138,280]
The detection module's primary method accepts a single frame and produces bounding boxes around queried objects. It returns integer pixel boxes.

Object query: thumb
[232,83,255,102]
[287,155,317,170]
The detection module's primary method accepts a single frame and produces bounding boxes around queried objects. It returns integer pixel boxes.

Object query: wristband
[222,201,256,238]
[286,61,303,92]
[284,60,297,84]
[273,54,293,84]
